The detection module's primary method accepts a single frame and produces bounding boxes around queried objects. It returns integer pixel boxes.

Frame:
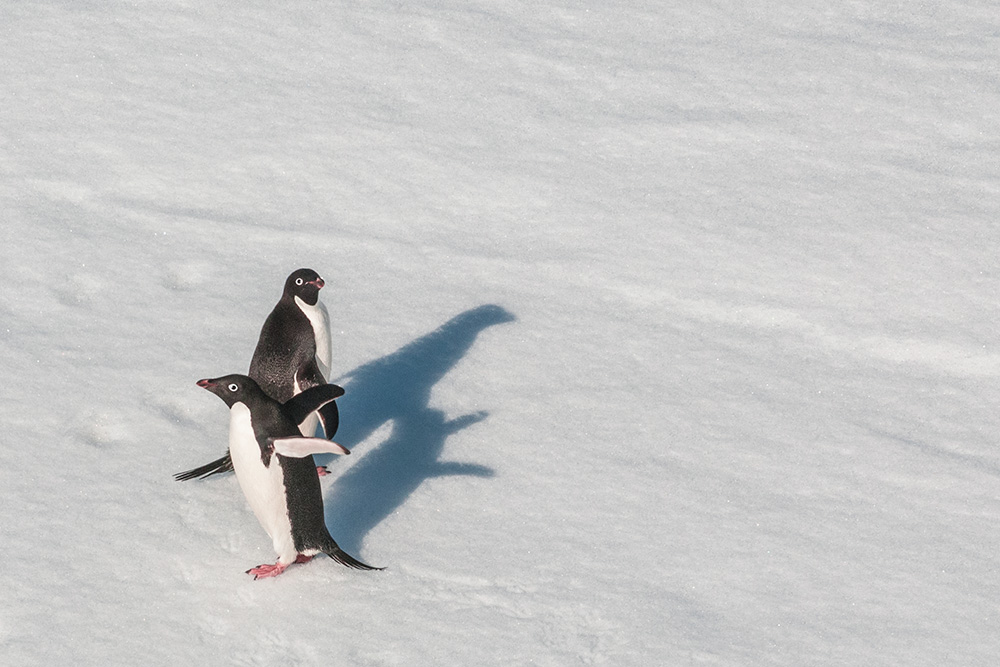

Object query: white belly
[228,403,296,562]
[294,295,332,379]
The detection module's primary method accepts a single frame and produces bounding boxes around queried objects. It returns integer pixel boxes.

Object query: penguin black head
[197,374,264,408]
[283,268,325,306]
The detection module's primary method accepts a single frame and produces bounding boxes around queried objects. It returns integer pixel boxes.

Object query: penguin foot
[246,562,289,579]
[294,554,314,564]
[316,466,330,477]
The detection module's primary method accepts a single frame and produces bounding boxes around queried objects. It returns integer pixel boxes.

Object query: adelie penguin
[196,373,381,578]
[175,268,336,481]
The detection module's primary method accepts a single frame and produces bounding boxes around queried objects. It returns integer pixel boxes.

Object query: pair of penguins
[176,268,381,579]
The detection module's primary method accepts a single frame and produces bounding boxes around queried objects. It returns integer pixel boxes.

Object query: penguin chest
[294,295,331,378]
[227,403,293,544]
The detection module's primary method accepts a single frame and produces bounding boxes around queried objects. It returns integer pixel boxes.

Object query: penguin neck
[228,402,254,443]
[291,292,317,307]
[293,294,320,313]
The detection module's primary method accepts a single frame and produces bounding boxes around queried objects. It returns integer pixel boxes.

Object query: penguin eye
[295,278,304,286]
[228,383,239,392]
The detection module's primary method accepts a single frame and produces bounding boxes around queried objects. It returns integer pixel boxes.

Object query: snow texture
[2,2,999,665]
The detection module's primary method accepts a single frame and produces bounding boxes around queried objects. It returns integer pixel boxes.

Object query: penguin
[175,268,337,481]
[196,373,381,578]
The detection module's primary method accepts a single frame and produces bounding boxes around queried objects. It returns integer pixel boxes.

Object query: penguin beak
[312,277,325,289]
[196,379,215,389]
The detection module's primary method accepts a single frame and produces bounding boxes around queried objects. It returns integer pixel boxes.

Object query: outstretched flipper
[292,359,341,440]
[283,383,344,427]
[272,436,350,457]
[173,453,234,481]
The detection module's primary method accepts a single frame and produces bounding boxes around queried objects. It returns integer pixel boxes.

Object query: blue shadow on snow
[320,304,516,555]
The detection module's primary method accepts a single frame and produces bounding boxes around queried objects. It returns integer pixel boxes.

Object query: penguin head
[284,268,325,306]
[196,374,262,408]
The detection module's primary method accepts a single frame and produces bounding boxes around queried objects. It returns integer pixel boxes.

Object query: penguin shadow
[320,304,516,555]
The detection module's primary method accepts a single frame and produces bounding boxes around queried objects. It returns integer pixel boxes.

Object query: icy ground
[2,2,1000,665]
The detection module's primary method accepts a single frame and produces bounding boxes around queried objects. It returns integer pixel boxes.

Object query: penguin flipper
[317,400,339,439]
[283,383,345,426]
[291,360,341,439]
[272,436,350,457]
[173,453,234,481]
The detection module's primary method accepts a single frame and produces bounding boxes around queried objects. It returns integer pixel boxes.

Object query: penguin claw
[316,466,330,477]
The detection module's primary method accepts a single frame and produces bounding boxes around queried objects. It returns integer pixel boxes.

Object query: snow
[3,1,1000,665]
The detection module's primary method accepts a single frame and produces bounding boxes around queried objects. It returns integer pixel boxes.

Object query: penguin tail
[173,453,234,481]
[323,538,383,571]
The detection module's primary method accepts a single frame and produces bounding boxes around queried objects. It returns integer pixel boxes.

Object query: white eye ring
[295,278,304,286]
[228,383,238,392]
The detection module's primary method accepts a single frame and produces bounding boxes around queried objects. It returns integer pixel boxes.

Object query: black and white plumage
[196,374,380,578]
[175,268,336,481]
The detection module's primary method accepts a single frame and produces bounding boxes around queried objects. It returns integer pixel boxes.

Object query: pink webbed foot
[246,561,289,580]
[246,554,316,579]
[317,466,330,477]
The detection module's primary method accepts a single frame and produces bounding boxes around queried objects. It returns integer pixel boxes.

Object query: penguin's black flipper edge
[317,400,339,439]
[288,359,340,438]
[283,383,345,426]
[173,452,234,481]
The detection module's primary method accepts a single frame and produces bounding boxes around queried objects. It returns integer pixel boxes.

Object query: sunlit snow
[2,2,999,665]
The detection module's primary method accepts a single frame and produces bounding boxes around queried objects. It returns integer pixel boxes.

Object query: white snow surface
[3,2,1000,665]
